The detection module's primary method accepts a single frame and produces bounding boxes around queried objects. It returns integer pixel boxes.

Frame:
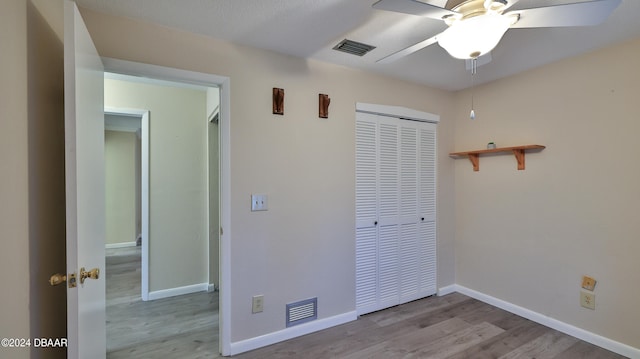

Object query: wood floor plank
[340,318,471,359]
[406,298,487,329]
[107,326,220,359]
[498,331,579,359]
[445,317,553,359]
[492,312,539,331]
[556,341,628,359]
[455,299,514,326]
[368,292,470,327]
[406,321,505,358]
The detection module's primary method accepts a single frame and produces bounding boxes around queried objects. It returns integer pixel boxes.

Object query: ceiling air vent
[333,39,376,57]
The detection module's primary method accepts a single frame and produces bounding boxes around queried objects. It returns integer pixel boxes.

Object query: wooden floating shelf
[449,145,545,171]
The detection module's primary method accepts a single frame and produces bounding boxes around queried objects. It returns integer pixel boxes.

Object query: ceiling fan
[373,0,622,63]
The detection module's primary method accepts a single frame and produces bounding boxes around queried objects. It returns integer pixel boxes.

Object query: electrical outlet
[581,275,597,291]
[580,291,595,310]
[252,295,264,313]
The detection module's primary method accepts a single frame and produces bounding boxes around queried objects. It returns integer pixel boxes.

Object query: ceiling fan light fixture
[437,14,512,59]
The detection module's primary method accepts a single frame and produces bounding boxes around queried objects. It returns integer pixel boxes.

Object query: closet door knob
[374,221,378,226]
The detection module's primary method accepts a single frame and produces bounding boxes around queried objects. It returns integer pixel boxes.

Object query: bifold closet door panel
[355,114,378,314]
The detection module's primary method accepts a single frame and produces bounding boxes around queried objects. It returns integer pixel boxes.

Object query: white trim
[208,283,216,292]
[147,283,209,301]
[437,284,456,296]
[219,73,232,357]
[102,58,230,89]
[105,242,136,249]
[102,57,232,356]
[105,70,209,92]
[103,106,151,302]
[104,125,138,133]
[140,111,150,301]
[104,107,147,117]
[229,311,358,356]
[452,285,640,358]
[355,102,440,123]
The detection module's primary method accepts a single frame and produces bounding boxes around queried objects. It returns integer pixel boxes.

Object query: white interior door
[64,1,106,358]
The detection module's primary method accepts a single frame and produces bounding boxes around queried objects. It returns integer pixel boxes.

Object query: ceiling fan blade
[372,0,457,20]
[509,0,621,28]
[377,34,440,64]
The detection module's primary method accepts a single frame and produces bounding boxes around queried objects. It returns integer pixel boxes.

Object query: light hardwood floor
[106,248,626,358]
[106,247,219,358]
[234,293,626,359]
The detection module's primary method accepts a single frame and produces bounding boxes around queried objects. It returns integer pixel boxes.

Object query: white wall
[1,3,31,358]
[453,37,640,349]
[104,78,209,292]
[1,1,67,358]
[105,130,138,245]
[81,7,456,345]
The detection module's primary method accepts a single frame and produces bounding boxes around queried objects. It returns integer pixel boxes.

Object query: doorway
[104,108,149,301]
[102,60,229,355]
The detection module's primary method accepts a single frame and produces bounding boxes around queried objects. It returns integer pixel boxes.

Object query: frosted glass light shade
[438,14,512,59]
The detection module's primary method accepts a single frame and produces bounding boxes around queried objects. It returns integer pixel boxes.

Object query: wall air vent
[332,39,376,57]
[286,297,317,327]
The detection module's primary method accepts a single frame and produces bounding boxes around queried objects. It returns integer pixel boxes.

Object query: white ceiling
[77,0,640,91]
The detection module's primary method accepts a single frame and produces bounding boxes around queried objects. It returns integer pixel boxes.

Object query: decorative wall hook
[319,94,330,118]
[273,88,284,115]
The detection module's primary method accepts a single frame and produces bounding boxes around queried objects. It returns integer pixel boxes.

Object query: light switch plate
[252,295,264,313]
[251,194,268,211]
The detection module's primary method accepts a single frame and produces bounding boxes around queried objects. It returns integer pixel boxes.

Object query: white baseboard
[147,283,209,301]
[105,241,137,249]
[437,284,456,296]
[208,283,217,292]
[229,311,358,356]
[453,285,640,359]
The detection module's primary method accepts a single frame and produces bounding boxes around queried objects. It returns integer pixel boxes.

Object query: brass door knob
[80,267,100,284]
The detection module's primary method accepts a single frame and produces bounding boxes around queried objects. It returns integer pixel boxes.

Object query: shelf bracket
[468,153,480,171]
[513,149,525,170]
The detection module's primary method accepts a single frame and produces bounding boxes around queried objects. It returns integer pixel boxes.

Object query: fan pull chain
[470,57,477,120]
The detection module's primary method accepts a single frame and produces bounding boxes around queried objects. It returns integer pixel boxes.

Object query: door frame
[104,107,151,300]
[102,57,232,355]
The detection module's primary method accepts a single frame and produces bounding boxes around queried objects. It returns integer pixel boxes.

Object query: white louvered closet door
[355,114,378,314]
[418,124,437,297]
[356,111,437,315]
